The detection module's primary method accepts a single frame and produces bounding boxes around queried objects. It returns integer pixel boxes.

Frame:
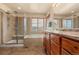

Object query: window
[32,18,44,32]
[38,19,43,31]
[32,19,38,32]
[63,19,72,29]
[48,22,52,27]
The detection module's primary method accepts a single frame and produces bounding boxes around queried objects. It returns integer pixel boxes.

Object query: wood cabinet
[62,37,79,55]
[62,49,70,55]
[51,41,60,54]
[43,32,79,55]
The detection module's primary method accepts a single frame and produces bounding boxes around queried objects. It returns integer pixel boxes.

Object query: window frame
[31,18,46,33]
[63,18,73,29]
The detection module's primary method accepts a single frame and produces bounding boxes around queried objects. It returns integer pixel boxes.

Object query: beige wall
[9,15,16,36]
[0,15,1,44]
[7,15,16,42]
[2,13,16,43]
[17,17,24,35]
[58,19,63,28]
[26,17,31,34]
[73,16,79,28]
[2,13,9,43]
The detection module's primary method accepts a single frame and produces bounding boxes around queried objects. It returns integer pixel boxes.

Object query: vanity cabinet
[43,32,79,55]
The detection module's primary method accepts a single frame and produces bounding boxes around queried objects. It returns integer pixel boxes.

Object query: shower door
[0,11,25,47]
[15,17,24,44]
[4,16,25,44]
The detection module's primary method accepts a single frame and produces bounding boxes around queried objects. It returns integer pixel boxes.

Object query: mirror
[48,22,52,27]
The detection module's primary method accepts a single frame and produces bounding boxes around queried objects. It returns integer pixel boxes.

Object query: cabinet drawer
[51,41,60,55]
[62,37,79,55]
[51,34,60,45]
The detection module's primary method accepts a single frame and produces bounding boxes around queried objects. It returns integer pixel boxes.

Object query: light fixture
[5,10,8,12]
[18,7,21,10]
[71,11,74,13]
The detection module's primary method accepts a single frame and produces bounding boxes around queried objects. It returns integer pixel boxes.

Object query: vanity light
[71,11,74,13]
[5,9,9,12]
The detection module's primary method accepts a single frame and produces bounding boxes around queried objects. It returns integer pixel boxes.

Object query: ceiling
[52,3,79,16]
[3,3,52,14]
[1,3,79,17]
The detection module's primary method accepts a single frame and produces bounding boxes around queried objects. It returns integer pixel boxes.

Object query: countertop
[45,30,79,40]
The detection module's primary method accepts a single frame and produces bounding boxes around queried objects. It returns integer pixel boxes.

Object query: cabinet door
[62,37,79,55]
[62,49,70,55]
[51,34,61,55]
[51,41,60,55]
[51,34,60,45]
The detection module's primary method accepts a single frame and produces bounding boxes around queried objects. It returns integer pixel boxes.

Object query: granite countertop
[45,30,79,40]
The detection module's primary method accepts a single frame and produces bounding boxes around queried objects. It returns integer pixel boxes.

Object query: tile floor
[0,38,45,55]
